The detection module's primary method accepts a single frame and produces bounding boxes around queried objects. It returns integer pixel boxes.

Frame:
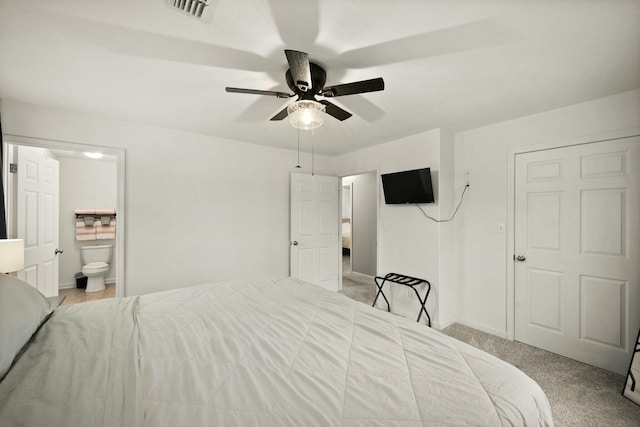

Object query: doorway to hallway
[339,171,377,304]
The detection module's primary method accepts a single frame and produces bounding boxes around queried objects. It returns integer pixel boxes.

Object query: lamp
[0,239,25,274]
[288,100,326,130]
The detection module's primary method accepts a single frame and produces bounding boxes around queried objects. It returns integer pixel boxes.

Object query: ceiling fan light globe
[288,100,326,130]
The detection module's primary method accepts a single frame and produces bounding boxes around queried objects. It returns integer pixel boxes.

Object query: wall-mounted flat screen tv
[381,168,434,204]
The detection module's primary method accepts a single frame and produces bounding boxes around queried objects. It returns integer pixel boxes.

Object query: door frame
[341,182,353,275]
[338,168,381,291]
[2,134,127,297]
[506,128,640,341]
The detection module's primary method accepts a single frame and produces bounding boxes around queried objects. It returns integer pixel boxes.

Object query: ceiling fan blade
[268,0,319,49]
[47,13,271,71]
[270,105,290,121]
[284,50,312,92]
[337,20,515,68]
[321,78,384,97]
[226,87,292,98]
[336,95,386,123]
[319,100,352,121]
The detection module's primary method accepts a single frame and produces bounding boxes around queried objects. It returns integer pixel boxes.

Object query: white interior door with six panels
[514,138,640,374]
[16,145,60,297]
[290,173,340,292]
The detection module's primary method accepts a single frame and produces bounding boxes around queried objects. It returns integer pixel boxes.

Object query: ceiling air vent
[166,0,212,21]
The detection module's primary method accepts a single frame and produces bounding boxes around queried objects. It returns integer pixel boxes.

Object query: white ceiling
[1,0,638,156]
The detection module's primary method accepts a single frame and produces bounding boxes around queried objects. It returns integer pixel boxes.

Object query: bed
[342,218,351,252]
[0,274,554,426]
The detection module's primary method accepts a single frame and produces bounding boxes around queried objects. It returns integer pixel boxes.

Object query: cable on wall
[416,184,469,223]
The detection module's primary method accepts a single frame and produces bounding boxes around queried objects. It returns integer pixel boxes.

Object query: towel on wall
[76,218,96,241]
[74,208,95,215]
[95,209,116,239]
[95,209,115,216]
[75,209,115,240]
[75,208,96,241]
[96,218,116,240]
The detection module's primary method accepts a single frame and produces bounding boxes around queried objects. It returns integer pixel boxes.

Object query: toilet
[80,244,112,292]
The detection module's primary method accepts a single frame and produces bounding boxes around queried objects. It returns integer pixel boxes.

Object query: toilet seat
[83,262,108,274]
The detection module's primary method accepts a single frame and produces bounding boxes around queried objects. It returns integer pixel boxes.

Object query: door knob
[55,249,64,255]
[516,254,526,261]
[291,241,299,246]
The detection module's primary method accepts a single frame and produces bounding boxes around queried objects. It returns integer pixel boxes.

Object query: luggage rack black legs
[372,273,431,327]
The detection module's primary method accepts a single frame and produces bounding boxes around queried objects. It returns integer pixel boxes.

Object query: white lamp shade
[287,100,326,130]
[0,239,25,273]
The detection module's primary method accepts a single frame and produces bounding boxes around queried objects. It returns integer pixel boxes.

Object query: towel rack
[75,213,116,219]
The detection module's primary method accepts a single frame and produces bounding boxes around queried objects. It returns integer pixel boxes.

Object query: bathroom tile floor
[59,283,116,306]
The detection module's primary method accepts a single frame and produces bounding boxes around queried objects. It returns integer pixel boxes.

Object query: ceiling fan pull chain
[296,122,301,168]
[312,129,315,177]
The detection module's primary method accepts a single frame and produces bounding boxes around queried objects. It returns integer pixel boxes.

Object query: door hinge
[9,163,17,173]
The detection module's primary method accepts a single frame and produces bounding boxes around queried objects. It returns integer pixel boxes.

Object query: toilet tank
[80,244,113,264]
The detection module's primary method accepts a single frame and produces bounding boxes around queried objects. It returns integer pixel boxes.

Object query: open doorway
[341,182,352,272]
[2,136,125,303]
[340,171,377,304]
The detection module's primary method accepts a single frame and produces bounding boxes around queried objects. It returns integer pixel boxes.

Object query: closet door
[514,138,640,374]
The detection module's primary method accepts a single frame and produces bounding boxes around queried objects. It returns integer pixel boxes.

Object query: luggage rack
[372,272,431,327]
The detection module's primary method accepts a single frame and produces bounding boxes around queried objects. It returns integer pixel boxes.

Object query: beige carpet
[339,267,640,427]
[339,256,377,305]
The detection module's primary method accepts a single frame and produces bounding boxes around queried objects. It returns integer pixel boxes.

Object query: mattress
[0,277,554,426]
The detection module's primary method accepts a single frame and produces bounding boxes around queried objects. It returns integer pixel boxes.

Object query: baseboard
[433,317,457,331]
[59,282,75,290]
[58,277,116,290]
[349,271,374,281]
[456,319,508,339]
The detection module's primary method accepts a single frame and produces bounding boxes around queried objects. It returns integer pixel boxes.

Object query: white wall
[333,129,447,327]
[454,89,640,337]
[342,172,377,277]
[437,129,457,328]
[341,185,351,219]
[1,99,333,296]
[58,156,117,288]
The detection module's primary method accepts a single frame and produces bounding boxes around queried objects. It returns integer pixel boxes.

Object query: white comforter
[0,277,554,426]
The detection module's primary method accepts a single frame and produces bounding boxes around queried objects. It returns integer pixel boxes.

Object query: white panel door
[515,138,640,374]
[290,173,340,292]
[16,146,60,297]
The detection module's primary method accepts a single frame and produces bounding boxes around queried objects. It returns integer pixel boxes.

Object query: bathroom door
[15,146,60,297]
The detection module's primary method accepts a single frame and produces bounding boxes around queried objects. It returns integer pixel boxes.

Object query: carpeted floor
[339,255,377,305]
[443,323,640,427]
[339,263,640,426]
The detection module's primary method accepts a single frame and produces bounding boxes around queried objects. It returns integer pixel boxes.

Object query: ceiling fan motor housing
[286,63,327,96]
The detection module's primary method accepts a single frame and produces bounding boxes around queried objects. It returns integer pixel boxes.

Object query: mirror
[623,328,640,405]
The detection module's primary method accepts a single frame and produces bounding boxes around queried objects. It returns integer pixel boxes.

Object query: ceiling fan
[225,49,384,123]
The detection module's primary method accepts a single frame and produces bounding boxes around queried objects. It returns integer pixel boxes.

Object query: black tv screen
[381,168,434,204]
